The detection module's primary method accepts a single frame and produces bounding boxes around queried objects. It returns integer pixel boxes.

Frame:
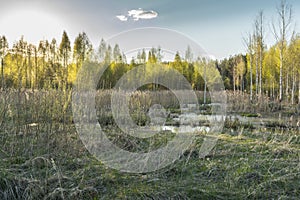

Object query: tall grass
[0,89,299,199]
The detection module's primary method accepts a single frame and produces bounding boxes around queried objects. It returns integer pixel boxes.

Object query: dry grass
[0,89,299,199]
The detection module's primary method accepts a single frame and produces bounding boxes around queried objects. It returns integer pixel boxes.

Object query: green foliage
[0,26,299,104]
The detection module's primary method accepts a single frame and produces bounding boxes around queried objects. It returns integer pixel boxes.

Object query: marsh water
[153,111,299,134]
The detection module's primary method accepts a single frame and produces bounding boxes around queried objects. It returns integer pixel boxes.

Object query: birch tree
[0,36,8,90]
[272,0,293,102]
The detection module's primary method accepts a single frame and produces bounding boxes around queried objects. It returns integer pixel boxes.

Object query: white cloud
[116,8,158,22]
[134,10,158,20]
[116,15,128,21]
[128,9,144,18]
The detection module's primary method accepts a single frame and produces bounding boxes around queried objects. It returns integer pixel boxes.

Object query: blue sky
[1,0,300,59]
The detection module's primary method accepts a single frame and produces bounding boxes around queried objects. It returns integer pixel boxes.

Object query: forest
[1,17,300,104]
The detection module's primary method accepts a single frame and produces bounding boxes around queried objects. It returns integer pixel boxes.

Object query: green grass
[0,90,299,199]
[1,125,299,199]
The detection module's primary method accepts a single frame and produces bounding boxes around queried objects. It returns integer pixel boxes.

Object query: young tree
[156,46,163,63]
[33,46,39,89]
[272,0,293,102]
[147,48,157,64]
[263,45,280,99]
[98,38,107,61]
[141,49,146,64]
[185,45,193,63]
[59,31,71,88]
[74,32,93,69]
[243,33,254,100]
[0,36,8,90]
[13,36,27,89]
[255,11,265,97]
[48,38,60,87]
[136,51,141,64]
[38,40,50,87]
[203,58,207,104]
[113,44,122,63]
[287,34,300,104]
[104,45,112,64]
[50,38,58,63]
[170,52,184,89]
[26,43,35,89]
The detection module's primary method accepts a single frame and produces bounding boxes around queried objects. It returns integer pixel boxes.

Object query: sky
[1,0,300,59]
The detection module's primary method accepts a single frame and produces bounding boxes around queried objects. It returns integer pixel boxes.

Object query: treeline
[0,28,300,104]
[218,0,300,104]
[0,31,94,90]
[0,31,214,91]
[0,1,300,104]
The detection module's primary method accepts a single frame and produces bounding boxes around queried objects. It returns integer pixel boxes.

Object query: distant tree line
[218,0,300,104]
[0,1,299,104]
[0,31,213,92]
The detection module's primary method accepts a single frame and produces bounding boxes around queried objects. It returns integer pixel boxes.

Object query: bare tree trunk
[1,58,4,90]
[291,70,295,104]
[35,49,38,90]
[204,62,207,104]
[279,50,283,102]
[0,36,7,90]
[250,54,253,101]
[24,57,28,88]
[241,75,244,92]
[255,53,259,97]
[272,0,293,102]
[233,68,236,94]
[258,11,264,97]
[298,79,300,104]
[272,82,275,99]
[259,54,262,97]
[28,55,32,89]
[286,72,289,99]
[243,33,253,101]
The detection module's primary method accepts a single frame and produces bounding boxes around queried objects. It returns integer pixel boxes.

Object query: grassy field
[0,90,299,199]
